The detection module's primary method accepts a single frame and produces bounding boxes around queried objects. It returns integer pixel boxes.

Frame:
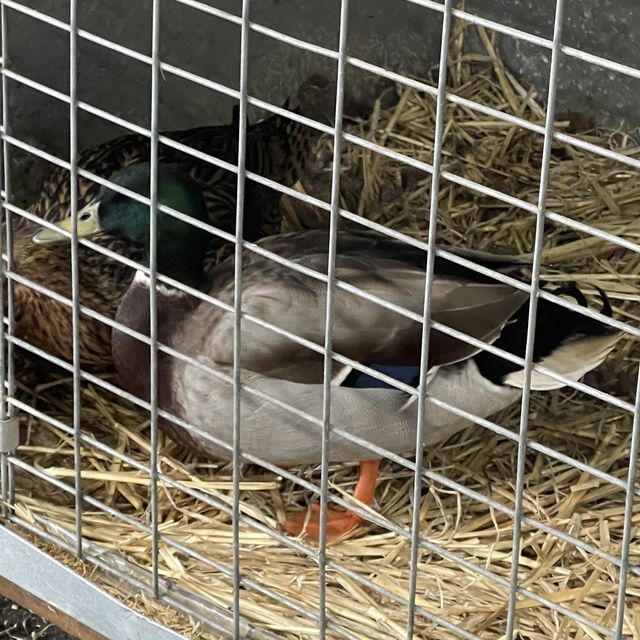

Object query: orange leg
[283,459,380,543]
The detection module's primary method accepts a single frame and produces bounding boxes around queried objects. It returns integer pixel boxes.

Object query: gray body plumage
[112,230,620,466]
[171,359,520,465]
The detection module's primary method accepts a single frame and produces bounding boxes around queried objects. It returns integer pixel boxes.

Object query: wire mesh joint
[0,416,19,453]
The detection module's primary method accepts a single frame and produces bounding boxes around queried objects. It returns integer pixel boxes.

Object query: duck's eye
[79,211,92,221]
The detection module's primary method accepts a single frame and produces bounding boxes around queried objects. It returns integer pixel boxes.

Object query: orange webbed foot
[282,459,380,543]
[283,503,365,542]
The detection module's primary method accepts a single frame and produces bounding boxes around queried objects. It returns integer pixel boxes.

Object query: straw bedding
[5,18,640,640]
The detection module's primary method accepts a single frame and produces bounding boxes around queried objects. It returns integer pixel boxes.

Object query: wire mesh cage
[0,0,638,639]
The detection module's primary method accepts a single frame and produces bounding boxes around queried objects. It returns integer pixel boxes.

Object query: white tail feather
[503,332,622,390]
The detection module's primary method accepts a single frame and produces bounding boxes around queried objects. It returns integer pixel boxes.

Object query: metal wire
[8,515,279,640]
[68,0,83,561]
[8,457,153,535]
[8,404,625,640]
[160,536,360,640]
[406,0,640,82]
[0,0,12,468]
[0,12,4,424]
[4,76,640,264]
[10,227,640,399]
[10,1,640,186]
[9,205,640,528]
[12,320,640,575]
[4,191,637,414]
[8,448,327,638]
[406,1,452,636]
[0,0,9,506]
[83,424,621,639]
[614,364,640,638]
[3,57,640,264]
[4,231,640,502]
[0,0,15,514]
[8,262,640,519]
[159,0,640,84]
[505,1,566,636]
[7,0,640,180]
[148,0,161,597]
[3,57,640,262]
[3,375,630,639]
[0,0,638,638]
[316,1,350,635]
[5,199,631,405]
[8,309,640,525]
[232,0,251,635]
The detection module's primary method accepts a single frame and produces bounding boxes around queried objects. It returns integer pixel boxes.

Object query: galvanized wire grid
[0,1,637,639]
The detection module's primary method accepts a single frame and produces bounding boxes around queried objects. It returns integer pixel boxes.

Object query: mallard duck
[34,164,623,542]
[11,75,332,369]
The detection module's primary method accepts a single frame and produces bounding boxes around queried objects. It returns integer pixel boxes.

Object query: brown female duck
[12,75,331,369]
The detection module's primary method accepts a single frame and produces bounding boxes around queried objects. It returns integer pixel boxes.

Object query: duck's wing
[178,230,529,380]
[162,234,624,466]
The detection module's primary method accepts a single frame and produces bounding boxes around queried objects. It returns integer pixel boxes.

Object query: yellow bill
[32,202,103,244]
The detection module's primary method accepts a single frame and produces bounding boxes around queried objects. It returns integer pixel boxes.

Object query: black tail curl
[473,282,617,385]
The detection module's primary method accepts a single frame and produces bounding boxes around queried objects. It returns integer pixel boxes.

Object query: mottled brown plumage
[12,76,331,369]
